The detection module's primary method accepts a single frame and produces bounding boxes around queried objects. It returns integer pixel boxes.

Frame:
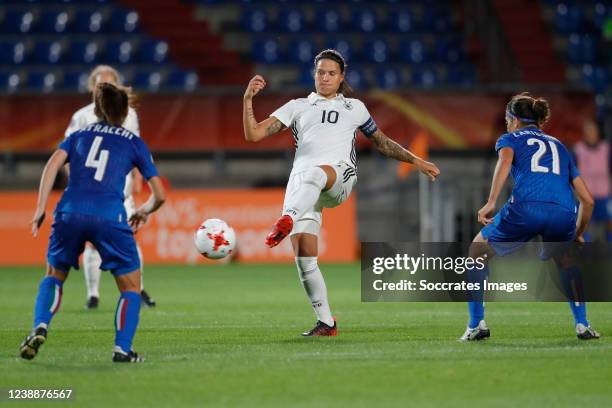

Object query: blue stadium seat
[68,40,101,64]
[106,40,136,63]
[242,8,270,33]
[399,39,428,64]
[555,3,583,33]
[278,9,305,33]
[352,9,378,33]
[288,38,315,64]
[567,33,597,63]
[38,10,71,33]
[62,71,89,92]
[74,10,106,33]
[363,39,390,63]
[32,41,65,64]
[411,68,438,88]
[582,64,608,93]
[133,70,163,92]
[446,65,476,86]
[1,10,37,33]
[138,40,169,63]
[316,9,343,33]
[252,38,282,63]
[593,2,610,29]
[325,38,353,62]
[422,8,452,33]
[109,9,139,33]
[0,72,23,93]
[166,70,199,91]
[344,66,367,90]
[375,67,402,89]
[0,41,28,65]
[26,72,58,93]
[392,10,415,33]
[435,37,464,63]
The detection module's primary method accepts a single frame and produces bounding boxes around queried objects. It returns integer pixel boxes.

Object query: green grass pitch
[1,264,611,407]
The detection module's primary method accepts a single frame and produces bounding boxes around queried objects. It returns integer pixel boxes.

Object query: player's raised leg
[291,232,337,336]
[266,165,336,248]
[83,244,102,309]
[20,265,67,359]
[112,269,144,362]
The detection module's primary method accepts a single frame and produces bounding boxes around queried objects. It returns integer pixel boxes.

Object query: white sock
[296,257,334,326]
[283,167,327,222]
[83,246,102,298]
[136,244,144,291]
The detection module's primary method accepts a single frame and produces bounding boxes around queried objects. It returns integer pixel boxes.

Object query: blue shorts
[47,212,140,276]
[481,202,577,257]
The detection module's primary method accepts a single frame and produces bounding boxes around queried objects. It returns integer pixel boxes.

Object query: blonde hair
[87,65,121,92]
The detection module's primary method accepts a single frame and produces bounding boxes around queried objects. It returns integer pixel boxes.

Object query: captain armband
[359,117,378,138]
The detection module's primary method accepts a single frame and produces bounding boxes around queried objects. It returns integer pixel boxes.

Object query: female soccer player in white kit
[243,49,440,336]
[65,65,156,309]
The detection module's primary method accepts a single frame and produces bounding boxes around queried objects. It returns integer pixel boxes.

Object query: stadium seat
[593,2,610,29]
[363,39,390,63]
[446,65,476,86]
[582,64,608,93]
[166,70,199,91]
[435,37,464,63]
[352,9,378,33]
[0,41,28,65]
[555,3,583,33]
[252,38,282,63]
[32,41,65,64]
[411,68,438,88]
[242,8,270,33]
[1,10,37,33]
[68,40,101,64]
[344,67,367,90]
[133,70,163,92]
[106,40,136,63]
[278,9,305,33]
[375,67,402,89]
[316,9,343,33]
[567,33,597,63]
[325,38,353,62]
[62,71,89,92]
[422,8,452,33]
[288,38,316,64]
[138,40,169,64]
[26,72,58,93]
[0,72,22,93]
[392,10,415,33]
[38,10,71,33]
[109,9,139,33]
[399,39,428,64]
[74,10,106,33]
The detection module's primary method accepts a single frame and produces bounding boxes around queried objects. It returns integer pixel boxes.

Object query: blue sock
[33,276,64,329]
[560,265,588,326]
[114,291,141,353]
[467,264,489,329]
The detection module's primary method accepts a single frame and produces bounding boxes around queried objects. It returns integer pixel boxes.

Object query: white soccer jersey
[65,103,140,199]
[270,92,377,174]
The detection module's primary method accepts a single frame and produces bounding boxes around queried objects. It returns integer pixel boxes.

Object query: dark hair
[506,92,550,128]
[94,82,128,126]
[313,49,352,94]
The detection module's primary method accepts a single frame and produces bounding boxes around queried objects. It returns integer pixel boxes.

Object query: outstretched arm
[478,147,513,225]
[370,129,440,181]
[572,176,594,241]
[243,75,286,142]
[32,149,68,237]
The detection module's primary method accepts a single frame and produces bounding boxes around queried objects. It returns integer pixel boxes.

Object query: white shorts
[283,161,357,237]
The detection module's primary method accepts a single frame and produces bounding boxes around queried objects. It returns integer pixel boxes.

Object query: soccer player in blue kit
[19,83,166,362]
[461,93,600,341]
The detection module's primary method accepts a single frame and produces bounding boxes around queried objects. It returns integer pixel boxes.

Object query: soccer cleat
[85,296,99,310]
[19,326,48,360]
[302,317,337,336]
[265,215,293,248]
[576,323,600,340]
[112,346,144,363]
[459,320,490,341]
[141,290,156,307]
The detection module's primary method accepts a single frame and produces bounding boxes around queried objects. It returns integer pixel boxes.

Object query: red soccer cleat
[265,215,293,248]
[302,317,337,337]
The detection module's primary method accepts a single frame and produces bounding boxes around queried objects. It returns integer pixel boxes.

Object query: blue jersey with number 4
[56,122,159,223]
[495,126,579,212]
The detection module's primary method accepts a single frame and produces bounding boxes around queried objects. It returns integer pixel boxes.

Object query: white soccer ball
[194,218,236,260]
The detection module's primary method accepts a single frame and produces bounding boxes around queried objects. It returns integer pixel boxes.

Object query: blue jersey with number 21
[495,126,579,212]
[57,122,159,223]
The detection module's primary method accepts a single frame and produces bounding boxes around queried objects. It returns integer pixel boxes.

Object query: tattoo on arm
[265,119,287,136]
[371,130,415,163]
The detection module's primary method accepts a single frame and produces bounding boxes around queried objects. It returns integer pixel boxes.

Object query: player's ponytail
[506,92,550,128]
[94,82,128,126]
[314,49,353,95]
